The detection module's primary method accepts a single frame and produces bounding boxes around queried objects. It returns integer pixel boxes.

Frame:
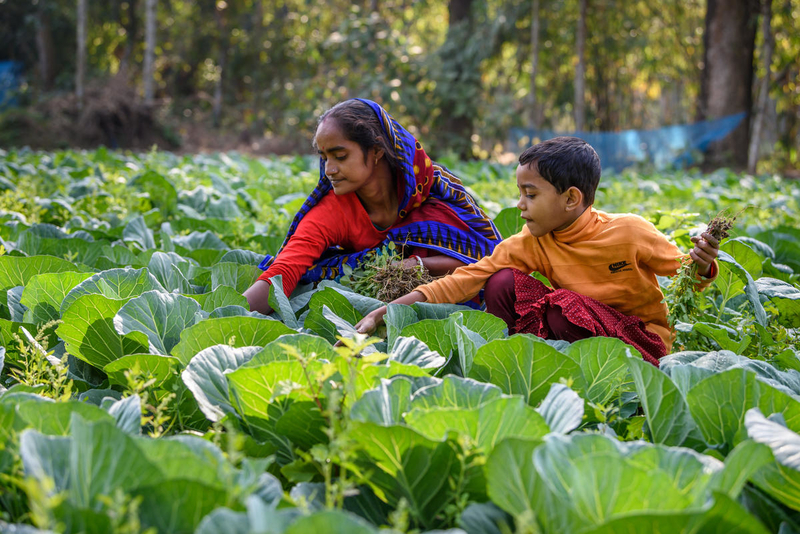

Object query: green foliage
[1,149,800,532]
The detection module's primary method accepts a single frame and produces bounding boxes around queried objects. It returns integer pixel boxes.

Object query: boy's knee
[484,269,519,329]
[485,269,516,299]
[545,304,591,342]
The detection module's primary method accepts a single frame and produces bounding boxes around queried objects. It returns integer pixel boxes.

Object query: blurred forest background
[0,0,798,173]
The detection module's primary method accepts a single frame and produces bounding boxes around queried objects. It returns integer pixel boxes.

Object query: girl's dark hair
[314,100,400,175]
[518,136,601,205]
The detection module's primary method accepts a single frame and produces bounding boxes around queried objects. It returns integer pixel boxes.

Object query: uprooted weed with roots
[340,242,435,302]
[665,209,740,327]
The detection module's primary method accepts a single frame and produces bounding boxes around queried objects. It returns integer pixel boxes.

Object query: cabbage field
[1,147,800,534]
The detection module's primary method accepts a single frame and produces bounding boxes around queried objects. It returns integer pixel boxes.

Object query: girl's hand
[390,257,423,270]
[243,279,274,315]
[690,231,720,277]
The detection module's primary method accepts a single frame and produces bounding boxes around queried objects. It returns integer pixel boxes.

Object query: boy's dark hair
[519,136,601,205]
[315,99,400,176]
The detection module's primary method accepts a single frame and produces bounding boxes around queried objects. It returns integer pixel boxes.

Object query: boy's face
[515,164,581,237]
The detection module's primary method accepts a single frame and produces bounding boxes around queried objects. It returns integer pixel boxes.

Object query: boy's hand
[690,231,720,277]
[355,308,384,335]
[333,306,386,347]
[334,307,385,348]
[335,291,427,347]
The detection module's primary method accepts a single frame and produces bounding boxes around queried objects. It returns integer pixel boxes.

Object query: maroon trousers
[484,268,666,366]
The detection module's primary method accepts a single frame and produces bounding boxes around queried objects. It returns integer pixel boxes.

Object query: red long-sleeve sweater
[258,190,474,297]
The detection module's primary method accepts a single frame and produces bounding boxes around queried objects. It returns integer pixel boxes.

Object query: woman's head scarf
[259,98,502,284]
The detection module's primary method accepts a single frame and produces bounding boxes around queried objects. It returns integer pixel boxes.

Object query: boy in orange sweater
[355,137,720,365]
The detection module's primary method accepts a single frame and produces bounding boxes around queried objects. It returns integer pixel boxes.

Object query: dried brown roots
[372,262,434,302]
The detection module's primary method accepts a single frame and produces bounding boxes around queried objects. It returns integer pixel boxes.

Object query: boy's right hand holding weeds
[689,231,720,277]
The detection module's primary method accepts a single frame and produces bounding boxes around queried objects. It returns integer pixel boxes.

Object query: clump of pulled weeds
[372,261,434,302]
[340,243,434,302]
[665,209,740,327]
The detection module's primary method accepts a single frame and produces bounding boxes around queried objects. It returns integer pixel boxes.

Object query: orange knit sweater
[416,207,717,351]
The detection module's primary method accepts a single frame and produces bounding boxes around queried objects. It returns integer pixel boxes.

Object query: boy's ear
[564,186,585,211]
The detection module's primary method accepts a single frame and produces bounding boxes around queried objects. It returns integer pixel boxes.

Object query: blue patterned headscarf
[259,99,502,283]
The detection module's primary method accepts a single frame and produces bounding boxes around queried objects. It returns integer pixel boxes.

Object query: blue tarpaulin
[510,112,747,172]
[0,61,24,110]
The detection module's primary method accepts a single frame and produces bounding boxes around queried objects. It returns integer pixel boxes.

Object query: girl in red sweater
[244,99,502,314]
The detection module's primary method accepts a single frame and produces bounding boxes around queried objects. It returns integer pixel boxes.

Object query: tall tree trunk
[614,69,622,128]
[143,0,157,104]
[448,0,473,25]
[213,3,228,128]
[438,0,476,158]
[251,0,264,136]
[529,0,540,128]
[36,0,55,91]
[595,51,610,130]
[121,0,138,70]
[574,0,587,131]
[672,80,684,123]
[747,0,774,174]
[268,4,290,134]
[76,0,86,110]
[699,0,758,169]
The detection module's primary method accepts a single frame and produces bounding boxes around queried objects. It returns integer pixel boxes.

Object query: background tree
[699,0,759,169]
[748,0,774,173]
[435,0,477,158]
[35,1,55,91]
[250,0,265,137]
[0,0,797,170]
[143,0,156,104]
[529,0,541,128]
[212,1,229,128]
[120,0,138,71]
[769,0,800,170]
[574,0,586,131]
[76,0,86,109]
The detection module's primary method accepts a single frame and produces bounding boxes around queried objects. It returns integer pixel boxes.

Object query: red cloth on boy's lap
[509,269,666,366]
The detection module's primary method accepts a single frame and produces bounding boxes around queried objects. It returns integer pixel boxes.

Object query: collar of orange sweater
[551,205,597,244]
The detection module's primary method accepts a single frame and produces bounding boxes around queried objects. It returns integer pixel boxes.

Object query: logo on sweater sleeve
[608,260,633,273]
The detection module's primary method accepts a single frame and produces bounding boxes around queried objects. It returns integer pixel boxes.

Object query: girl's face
[315,118,380,195]
[515,164,583,237]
